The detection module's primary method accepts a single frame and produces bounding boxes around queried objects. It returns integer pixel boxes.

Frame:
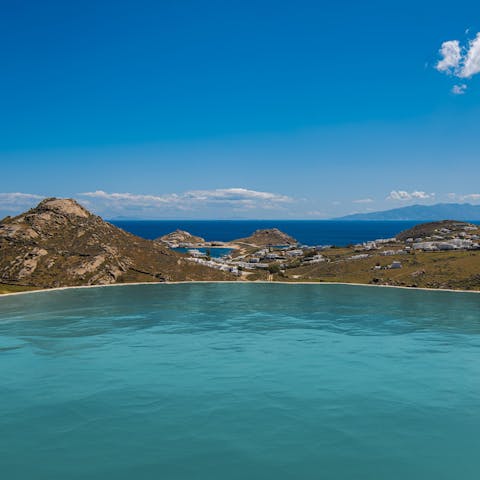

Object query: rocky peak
[34,198,92,219]
[0,197,97,241]
[158,229,205,244]
[234,228,297,246]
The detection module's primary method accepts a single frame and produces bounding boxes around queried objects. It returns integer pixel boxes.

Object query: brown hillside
[0,198,232,289]
[234,228,297,246]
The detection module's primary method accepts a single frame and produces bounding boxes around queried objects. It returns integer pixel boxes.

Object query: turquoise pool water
[1,283,480,479]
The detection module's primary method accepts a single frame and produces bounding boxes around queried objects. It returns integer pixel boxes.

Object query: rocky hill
[0,198,232,289]
[157,229,205,245]
[233,228,297,246]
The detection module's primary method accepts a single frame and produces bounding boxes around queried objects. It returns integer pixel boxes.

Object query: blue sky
[1,0,480,219]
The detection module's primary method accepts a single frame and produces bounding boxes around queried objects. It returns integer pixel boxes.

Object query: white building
[349,254,369,260]
[285,249,304,257]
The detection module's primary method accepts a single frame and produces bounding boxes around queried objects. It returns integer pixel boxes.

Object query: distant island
[336,203,480,221]
[2,198,480,294]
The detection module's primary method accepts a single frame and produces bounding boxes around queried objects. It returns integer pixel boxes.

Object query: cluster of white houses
[186,257,240,275]
[354,238,397,251]
[178,223,480,276]
[353,231,480,253]
[410,238,480,251]
[185,244,327,276]
[406,225,480,251]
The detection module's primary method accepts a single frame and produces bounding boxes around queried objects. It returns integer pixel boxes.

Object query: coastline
[1,279,480,299]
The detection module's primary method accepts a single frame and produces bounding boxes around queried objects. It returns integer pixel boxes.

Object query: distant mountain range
[336,203,480,221]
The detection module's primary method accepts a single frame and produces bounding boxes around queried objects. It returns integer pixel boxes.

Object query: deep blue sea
[1,283,480,479]
[111,220,423,246]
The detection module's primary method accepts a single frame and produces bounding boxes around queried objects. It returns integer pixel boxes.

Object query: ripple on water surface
[1,283,480,480]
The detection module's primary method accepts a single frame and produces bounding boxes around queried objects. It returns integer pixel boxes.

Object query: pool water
[1,283,479,479]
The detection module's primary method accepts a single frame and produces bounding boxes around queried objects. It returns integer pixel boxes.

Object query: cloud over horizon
[386,190,435,202]
[352,198,373,204]
[447,192,480,202]
[4,190,480,219]
[79,188,294,216]
[0,192,44,213]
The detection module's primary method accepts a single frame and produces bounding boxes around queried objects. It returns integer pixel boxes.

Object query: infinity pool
[1,283,479,479]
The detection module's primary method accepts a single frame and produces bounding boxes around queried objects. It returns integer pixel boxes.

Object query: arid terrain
[1,199,480,294]
[0,198,233,293]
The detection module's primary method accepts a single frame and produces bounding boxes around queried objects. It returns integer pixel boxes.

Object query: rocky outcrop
[157,229,205,245]
[233,228,297,246]
[0,198,232,288]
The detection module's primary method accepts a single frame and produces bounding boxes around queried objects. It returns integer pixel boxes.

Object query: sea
[1,283,480,479]
[111,220,426,246]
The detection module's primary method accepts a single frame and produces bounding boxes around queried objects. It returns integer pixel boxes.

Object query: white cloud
[0,192,43,201]
[81,190,179,206]
[352,198,373,204]
[448,193,480,202]
[183,188,291,206]
[80,188,293,213]
[307,210,327,218]
[0,192,44,213]
[452,84,467,95]
[436,40,461,73]
[435,32,480,90]
[462,32,480,78]
[463,193,480,201]
[387,190,435,201]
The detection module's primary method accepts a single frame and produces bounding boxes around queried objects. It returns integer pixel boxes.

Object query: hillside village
[156,220,480,289]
